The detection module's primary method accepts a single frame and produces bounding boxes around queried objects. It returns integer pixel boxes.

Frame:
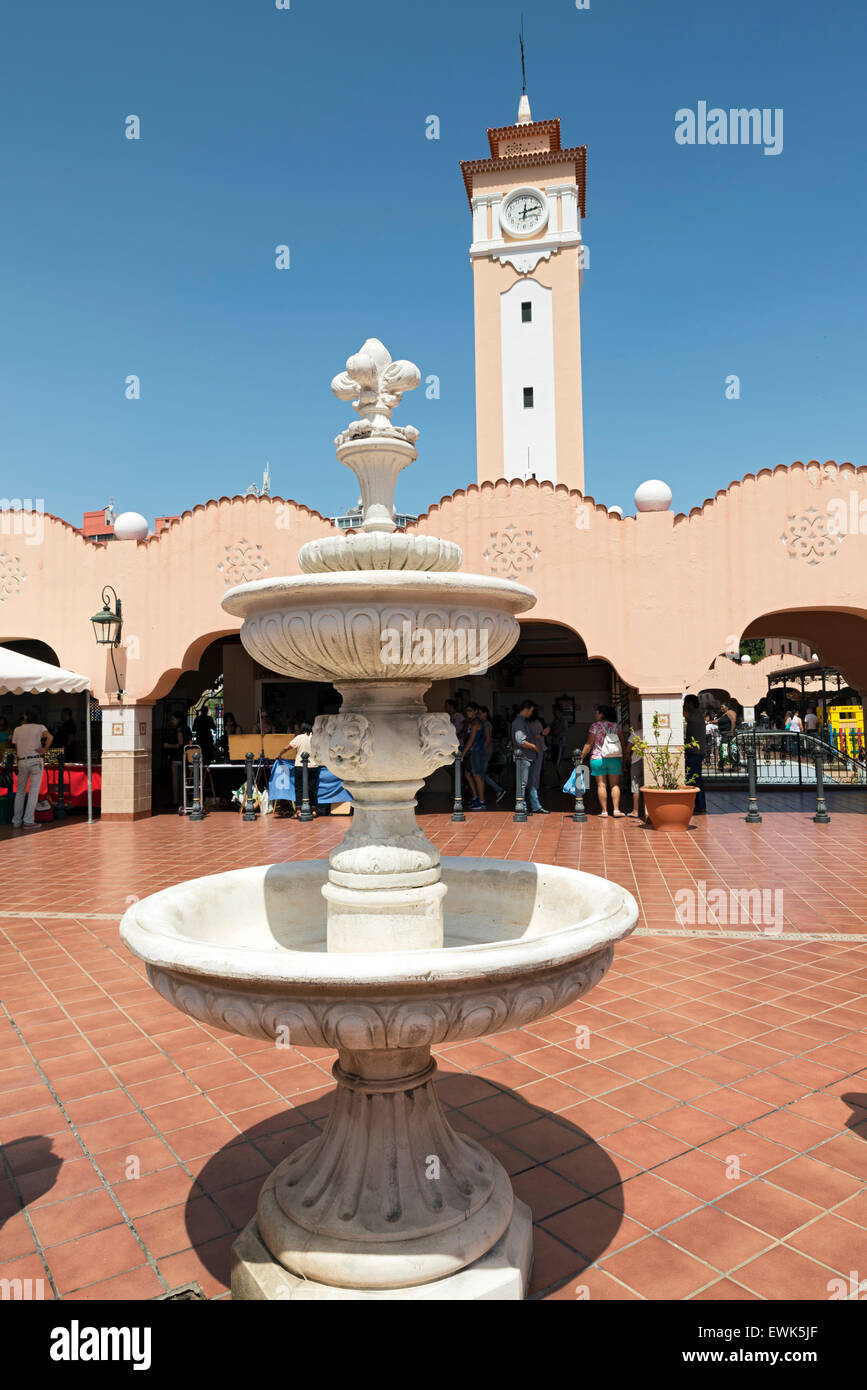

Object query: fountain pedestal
[315,679,452,952]
[233,1043,532,1300]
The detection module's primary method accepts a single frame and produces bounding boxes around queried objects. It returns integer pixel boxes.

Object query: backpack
[599,723,622,759]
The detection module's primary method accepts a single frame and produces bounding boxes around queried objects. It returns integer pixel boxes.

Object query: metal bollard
[451,751,466,822]
[55,751,67,820]
[513,753,528,824]
[190,748,204,821]
[813,750,831,823]
[572,750,587,823]
[243,751,257,821]
[298,752,314,822]
[745,747,762,823]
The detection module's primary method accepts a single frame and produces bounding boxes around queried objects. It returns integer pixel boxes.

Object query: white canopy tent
[0,645,94,822]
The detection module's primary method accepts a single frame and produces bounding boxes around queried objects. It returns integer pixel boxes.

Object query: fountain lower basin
[121,858,637,1299]
[120,858,635,1034]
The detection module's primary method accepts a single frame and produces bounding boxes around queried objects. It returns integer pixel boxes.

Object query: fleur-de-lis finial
[329,338,421,533]
[331,338,421,433]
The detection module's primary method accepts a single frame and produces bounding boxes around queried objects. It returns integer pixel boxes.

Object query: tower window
[523,387,534,408]
[521,301,532,323]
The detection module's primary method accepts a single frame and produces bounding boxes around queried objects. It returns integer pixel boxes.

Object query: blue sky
[1,0,864,525]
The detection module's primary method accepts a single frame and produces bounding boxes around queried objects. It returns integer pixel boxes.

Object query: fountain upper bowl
[221,571,536,681]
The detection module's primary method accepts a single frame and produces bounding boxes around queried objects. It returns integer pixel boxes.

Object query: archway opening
[152,633,341,812]
[425,619,634,811]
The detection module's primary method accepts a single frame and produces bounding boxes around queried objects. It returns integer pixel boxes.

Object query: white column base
[231,1198,533,1301]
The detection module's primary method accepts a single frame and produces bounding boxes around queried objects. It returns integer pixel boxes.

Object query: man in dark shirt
[511,701,543,813]
[683,696,708,814]
[54,708,76,756]
[193,710,216,764]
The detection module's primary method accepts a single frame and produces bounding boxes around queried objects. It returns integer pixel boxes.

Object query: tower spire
[517,16,532,123]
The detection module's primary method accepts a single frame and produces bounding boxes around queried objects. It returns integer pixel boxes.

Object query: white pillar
[100,704,153,820]
[637,694,686,784]
[545,187,562,236]
[471,196,488,243]
[560,185,580,235]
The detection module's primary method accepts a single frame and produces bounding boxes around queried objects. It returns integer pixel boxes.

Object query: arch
[742,607,867,693]
[0,637,62,666]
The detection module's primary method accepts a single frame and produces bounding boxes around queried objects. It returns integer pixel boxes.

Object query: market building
[1,98,865,819]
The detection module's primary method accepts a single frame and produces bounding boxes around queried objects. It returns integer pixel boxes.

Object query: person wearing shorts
[580,704,626,818]
[461,703,487,810]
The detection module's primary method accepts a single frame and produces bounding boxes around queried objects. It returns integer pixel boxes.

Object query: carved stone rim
[222,569,537,618]
[146,946,615,1050]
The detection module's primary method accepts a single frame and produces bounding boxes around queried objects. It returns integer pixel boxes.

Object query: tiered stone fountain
[121,339,638,1300]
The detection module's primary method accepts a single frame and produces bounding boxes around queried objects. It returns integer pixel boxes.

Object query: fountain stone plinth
[120,338,639,1300]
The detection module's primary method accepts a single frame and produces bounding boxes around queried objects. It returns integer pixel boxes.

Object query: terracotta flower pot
[641,786,698,831]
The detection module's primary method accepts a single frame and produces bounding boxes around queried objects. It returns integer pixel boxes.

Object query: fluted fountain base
[232,1045,522,1299]
[231,1199,533,1302]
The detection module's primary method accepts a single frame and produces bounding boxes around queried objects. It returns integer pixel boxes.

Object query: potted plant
[630,710,699,831]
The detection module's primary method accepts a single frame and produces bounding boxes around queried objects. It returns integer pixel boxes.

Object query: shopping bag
[562,765,586,795]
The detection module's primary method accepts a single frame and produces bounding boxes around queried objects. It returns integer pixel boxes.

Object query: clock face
[501,190,547,238]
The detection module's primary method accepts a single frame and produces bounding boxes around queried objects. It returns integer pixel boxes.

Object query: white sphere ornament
[740,654,751,663]
[634,480,672,513]
[608,505,624,518]
[113,511,149,541]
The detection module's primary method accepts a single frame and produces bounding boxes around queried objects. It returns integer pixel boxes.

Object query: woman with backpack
[581,704,627,818]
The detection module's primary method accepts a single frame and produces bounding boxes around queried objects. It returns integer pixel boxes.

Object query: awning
[0,645,95,823]
[0,645,91,695]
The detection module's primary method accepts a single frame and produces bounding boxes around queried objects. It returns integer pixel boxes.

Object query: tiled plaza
[1,805,866,1301]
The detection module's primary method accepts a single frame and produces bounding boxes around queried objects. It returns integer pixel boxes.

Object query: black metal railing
[704,728,866,787]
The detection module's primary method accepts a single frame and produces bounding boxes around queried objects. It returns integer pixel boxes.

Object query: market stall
[268,758,351,809]
[0,646,95,823]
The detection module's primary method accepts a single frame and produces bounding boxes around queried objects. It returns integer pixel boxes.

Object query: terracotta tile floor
[1,805,866,1301]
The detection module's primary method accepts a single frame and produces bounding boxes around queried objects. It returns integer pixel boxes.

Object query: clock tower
[461,95,587,492]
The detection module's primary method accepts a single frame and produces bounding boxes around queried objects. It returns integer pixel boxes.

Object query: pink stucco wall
[1,459,865,708]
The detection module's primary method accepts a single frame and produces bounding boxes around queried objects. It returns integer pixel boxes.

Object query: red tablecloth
[9,764,101,808]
